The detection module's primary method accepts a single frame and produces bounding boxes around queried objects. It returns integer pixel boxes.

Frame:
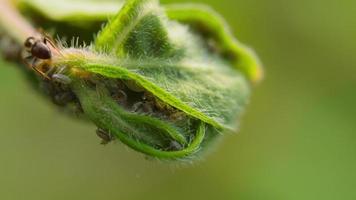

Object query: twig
[0,0,38,44]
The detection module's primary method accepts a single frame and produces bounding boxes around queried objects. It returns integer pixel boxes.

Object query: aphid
[132,102,144,112]
[53,91,76,106]
[169,111,185,122]
[132,100,154,113]
[23,35,59,79]
[167,141,183,151]
[96,128,116,145]
[112,89,128,106]
[52,74,72,85]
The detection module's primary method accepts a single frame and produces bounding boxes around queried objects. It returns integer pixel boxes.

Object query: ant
[23,35,60,79]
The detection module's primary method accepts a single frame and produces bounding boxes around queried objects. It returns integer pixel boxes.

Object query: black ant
[23,35,59,79]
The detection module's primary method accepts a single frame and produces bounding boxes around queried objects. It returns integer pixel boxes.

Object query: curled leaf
[8,0,262,160]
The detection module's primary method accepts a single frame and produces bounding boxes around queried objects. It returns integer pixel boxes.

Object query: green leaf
[18,0,263,83]
[17,0,124,22]
[12,0,262,159]
[101,0,249,130]
[71,79,207,159]
[59,0,250,131]
[165,4,263,83]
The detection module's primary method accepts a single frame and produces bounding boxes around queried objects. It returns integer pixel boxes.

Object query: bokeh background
[1,0,355,199]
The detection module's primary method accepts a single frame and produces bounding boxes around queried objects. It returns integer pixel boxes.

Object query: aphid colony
[21,34,188,145]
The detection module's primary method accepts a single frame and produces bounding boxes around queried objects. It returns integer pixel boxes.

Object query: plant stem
[0,0,38,44]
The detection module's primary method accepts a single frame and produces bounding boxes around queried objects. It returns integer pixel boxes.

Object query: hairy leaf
[18,0,263,82]
[8,0,263,159]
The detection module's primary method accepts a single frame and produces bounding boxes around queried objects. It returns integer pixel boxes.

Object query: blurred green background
[1,0,356,199]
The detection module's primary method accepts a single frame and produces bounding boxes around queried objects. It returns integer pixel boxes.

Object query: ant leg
[56,66,68,74]
[44,37,62,56]
[31,58,50,80]
[22,52,34,62]
[33,66,51,80]
[23,55,33,66]
[23,55,32,60]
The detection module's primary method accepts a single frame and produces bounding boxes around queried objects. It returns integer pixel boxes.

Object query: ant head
[24,36,52,60]
[24,37,36,50]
